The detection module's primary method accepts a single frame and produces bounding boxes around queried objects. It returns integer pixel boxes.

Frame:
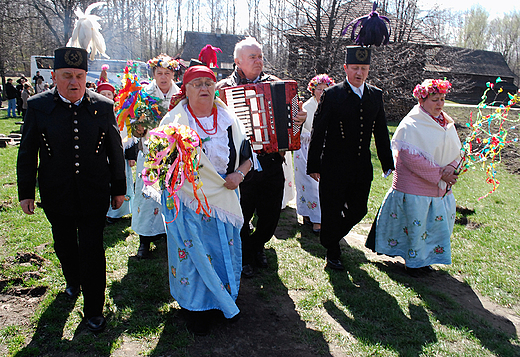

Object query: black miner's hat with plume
[342,2,391,64]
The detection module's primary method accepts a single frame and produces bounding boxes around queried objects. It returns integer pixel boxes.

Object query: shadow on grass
[102,216,134,248]
[325,246,436,356]
[14,221,174,356]
[323,244,519,356]
[14,292,79,356]
[375,260,520,357]
[108,238,187,354]
[151,248,333,357]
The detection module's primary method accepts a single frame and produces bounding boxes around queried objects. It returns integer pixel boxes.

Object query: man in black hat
[17,47,126,333]
[307,46,394,271]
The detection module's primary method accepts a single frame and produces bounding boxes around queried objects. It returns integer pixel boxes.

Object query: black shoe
[106,216,118,225]
[405,267,422,277]
[86,315,106,333]
[242,264,255,278]
[186,311,211,336]
[255,250,268,268]
[65,285,80,298]
[420,265,434,273]
[325,258,345,271]
[228,312,242,324]
[136,242,151,259]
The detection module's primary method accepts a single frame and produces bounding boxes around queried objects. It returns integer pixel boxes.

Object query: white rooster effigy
[66,1,109,60]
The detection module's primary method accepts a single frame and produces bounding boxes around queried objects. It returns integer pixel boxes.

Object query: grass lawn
[0,105,519,356]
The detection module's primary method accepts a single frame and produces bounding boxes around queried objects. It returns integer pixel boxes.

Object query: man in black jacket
[17,47,126,333]
[307,46,394,271]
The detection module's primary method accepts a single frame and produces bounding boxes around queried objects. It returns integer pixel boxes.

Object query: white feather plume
[66,2,109,60]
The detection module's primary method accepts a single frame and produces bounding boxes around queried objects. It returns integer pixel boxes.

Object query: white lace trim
[392,140,437,166]
[184,104,232,175]
[177,190,244,229]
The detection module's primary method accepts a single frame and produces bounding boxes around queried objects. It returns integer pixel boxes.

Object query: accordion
[222,81,302,154]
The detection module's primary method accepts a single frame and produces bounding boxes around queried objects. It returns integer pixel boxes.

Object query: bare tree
[30,0,92,46]
[457,5,489,50]
[489,11,520,79]
[420,6,459,45]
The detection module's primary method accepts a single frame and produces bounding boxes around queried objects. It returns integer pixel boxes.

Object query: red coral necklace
[188,104,218,135]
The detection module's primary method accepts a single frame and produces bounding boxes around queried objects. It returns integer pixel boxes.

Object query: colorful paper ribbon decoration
[142,120,210,221]
[114,64,163,136]
[456,78,519,200]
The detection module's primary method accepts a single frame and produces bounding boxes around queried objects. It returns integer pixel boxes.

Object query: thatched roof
[425,46,516,80]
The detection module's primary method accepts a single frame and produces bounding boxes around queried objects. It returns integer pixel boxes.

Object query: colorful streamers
[142,121,210,221]
[456,78,520,200]
[114,64,164,136]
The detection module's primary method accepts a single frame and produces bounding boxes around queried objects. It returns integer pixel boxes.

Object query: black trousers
[319,178,372,260]
[240,153,284,266]
[44,210,107,318]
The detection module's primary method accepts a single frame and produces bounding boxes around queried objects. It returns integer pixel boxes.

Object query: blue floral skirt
[162,191,242,318]
[374,189,456,268]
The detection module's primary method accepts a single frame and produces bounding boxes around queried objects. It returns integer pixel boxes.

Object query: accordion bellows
[223,81,302,154]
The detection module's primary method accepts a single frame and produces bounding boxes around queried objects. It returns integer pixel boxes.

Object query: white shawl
[159,98,246,228]
[392,104,462,189]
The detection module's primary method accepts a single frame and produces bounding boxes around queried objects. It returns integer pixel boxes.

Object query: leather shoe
[136,242,150,259]
[325,258,345,271]
[405,267,422,277]
[65,285,80,298]
[242,264,255,278]
[105,216,117,225]
[86,315,106,333]
[420,265,434,273]
[255,250,268,268]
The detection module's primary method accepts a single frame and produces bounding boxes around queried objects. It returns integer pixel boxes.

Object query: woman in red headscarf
[159,66,251,335]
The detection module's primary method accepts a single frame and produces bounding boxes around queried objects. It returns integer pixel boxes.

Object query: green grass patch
[1,107,519,356]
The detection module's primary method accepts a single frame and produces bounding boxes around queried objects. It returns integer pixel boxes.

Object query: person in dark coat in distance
[5,78,18,117]
[16,77,27,116]
[307,46,395,271]
[17,47,126,333]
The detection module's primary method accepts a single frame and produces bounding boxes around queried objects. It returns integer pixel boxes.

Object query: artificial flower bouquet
[142,120,210,219]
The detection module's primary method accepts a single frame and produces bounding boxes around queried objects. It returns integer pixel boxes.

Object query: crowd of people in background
[1,71,54,117]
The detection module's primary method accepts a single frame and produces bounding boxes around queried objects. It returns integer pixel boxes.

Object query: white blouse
[184,104,234,175]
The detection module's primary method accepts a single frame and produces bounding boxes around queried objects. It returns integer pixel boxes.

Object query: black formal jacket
[17,88,126,216]
[307,80,394,183]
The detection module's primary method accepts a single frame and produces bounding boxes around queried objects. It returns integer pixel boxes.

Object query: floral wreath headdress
[307,74,335,93]
[147,54,181,72]
[413,79,452,100]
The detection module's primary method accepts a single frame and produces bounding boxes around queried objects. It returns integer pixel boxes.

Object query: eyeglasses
[187,80,216,89]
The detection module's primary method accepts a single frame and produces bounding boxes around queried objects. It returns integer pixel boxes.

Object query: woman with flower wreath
[368,79,461,277]
[295,74,335,234]
[159,65,252,335]
[132,54,180,259]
